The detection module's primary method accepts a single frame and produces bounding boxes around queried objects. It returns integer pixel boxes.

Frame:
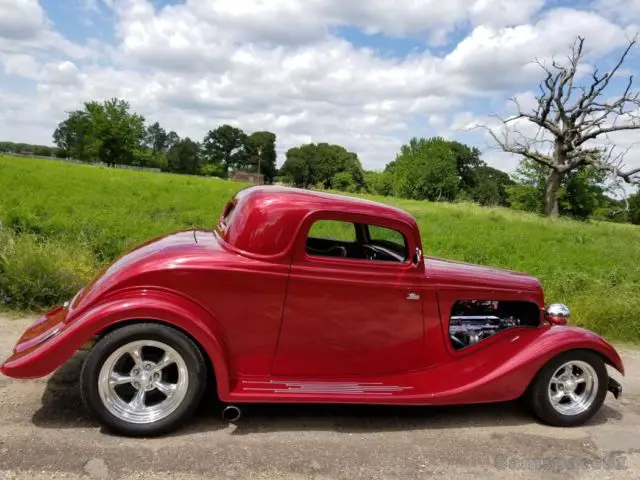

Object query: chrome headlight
[546,304,570,325]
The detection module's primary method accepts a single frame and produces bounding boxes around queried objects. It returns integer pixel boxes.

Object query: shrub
[0,227,97,310]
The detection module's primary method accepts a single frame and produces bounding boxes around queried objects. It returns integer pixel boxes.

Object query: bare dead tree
[486,36,640,216]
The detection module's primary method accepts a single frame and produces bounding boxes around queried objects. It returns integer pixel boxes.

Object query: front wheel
[81,323,207,436]
[527,350,608,427]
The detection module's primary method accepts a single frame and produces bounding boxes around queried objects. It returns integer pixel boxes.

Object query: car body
[1,186,624,435]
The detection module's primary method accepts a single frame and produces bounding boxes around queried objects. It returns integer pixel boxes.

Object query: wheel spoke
[573,375,586,384]
[550,390,564,405]
[128,345,144,367]
[154,351,175,372]
[129,388,146,411]
[109,372,133,386]
[567,392,579,404]
[154,381,177,397]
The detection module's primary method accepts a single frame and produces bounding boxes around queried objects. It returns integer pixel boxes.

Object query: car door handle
[406,292,420,301]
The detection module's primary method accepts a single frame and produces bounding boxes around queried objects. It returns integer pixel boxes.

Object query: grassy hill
[1,155,639,341]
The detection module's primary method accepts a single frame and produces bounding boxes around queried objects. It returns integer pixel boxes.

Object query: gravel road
[0,316,639,480]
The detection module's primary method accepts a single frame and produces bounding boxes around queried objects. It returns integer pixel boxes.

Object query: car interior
[306,220,409,263]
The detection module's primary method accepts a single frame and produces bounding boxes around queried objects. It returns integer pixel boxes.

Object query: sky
[2,0,640,179]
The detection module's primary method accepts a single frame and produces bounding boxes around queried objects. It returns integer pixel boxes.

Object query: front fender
[396,325,625,405]
[516,325,624,375]
[1,289,232,398]
[459,325,625,403]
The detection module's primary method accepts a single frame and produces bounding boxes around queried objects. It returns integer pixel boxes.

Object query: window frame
[297,211,416,269]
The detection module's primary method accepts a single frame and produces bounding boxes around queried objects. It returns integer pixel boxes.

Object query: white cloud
[0,0,46,40]
[469,0,546,29]
[0,0,89,60]
[1,0,640,180]
[596,0,640,24]
[1,53,40,78]
[443,8,628,91]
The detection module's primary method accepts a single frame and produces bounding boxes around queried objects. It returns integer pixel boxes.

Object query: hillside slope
[1,155,639,341]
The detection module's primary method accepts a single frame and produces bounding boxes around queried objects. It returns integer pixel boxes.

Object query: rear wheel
[81,323,207,436]
[528,350,608,427]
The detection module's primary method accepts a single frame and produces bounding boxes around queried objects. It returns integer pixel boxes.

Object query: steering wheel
[361,244,379,261]
[328,246,348,258]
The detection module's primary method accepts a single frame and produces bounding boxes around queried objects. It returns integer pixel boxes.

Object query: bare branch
[480,34,640,214]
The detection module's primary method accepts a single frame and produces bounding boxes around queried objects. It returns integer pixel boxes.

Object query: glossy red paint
[1,186,624,407]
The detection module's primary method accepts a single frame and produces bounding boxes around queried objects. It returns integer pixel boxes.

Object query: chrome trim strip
[241,380,413,395]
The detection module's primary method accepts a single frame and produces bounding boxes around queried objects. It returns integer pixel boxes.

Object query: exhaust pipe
[222,405,242,422]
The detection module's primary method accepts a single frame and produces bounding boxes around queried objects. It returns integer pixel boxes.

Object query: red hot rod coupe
[1,187,624,436]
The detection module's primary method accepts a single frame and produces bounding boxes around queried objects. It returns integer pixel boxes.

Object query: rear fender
[1,289,232,398]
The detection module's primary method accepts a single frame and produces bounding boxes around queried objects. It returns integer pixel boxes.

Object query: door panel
[272,263,425,376]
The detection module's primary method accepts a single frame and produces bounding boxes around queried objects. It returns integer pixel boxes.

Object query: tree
[243,131,277,183]
[202,125,247,177]
[144,122,169,156]
[332,171,356,192]
[487,36,640,216]
[280,150,311,187]
[281,143,365,190]
[560,167,608,220]
[166,131,180,149]
[53,110,92,160]
[392,137,459,201]
[365,171,394,196]
[53,99,146,165]
[84,98,146,166]
[32,145,52,157]
[449,141,483,193]
[508,157,610,219]
[629,191,640,225]
[167,138,202,175]
[469,166,513,206]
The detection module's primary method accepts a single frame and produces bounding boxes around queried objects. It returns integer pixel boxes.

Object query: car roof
[238,186,415,221]
[219,186,417,258]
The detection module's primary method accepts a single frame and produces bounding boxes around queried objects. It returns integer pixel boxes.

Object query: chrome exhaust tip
[222,405,241,422]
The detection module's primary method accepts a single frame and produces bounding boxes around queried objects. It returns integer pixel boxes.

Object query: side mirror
[412,247,422,266]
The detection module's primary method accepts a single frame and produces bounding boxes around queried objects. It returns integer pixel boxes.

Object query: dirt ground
[0,316,639,480]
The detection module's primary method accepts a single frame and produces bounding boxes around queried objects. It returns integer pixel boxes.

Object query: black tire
[81,322,207,436]
[527,350,608,427]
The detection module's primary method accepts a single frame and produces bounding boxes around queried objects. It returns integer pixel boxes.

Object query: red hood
[425,257,542,293]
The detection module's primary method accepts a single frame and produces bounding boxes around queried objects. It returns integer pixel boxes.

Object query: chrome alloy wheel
[547,360,598,416]
[97,340,189,424]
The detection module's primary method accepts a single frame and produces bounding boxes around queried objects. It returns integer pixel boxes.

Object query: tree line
[42,98,277,181]
[1,94,639,225]
[278,137,640,224]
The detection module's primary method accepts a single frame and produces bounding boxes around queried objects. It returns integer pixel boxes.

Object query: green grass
[1,155,639,341]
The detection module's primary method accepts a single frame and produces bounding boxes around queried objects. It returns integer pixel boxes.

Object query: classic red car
[1,186,624,436]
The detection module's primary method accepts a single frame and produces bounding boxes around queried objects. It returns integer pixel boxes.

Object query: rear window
[218,200,237,235]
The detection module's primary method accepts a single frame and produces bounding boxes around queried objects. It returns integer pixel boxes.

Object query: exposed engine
[449,300,538,350]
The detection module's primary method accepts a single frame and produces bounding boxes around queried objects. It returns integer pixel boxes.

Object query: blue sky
[1,0,640,183]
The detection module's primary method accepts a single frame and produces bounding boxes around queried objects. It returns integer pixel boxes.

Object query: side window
[305,219,409,263]
[306,220,356,259]
[308,220,356,242]
[367,224,408,262]
[368,225,406,247]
